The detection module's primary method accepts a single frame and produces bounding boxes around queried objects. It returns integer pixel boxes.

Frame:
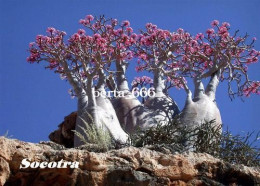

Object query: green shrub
[130,118,260,167]
[72,114,113,152]
[219,130,259,167]
[130,117,189,152]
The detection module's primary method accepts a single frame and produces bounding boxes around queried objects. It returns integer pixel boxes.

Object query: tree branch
[193,76,205,99]
[205,70,221,101]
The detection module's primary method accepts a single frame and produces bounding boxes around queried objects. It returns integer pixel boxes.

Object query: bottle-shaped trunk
[144,69,180,125]
[74,86,99,147]
[95,84,129,145]
[180,73,222,131]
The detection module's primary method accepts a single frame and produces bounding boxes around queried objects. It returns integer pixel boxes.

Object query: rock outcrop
[49,112,77,148]
[0,137,259,186]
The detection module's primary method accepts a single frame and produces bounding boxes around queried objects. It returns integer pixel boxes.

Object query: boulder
[49,112,77,148]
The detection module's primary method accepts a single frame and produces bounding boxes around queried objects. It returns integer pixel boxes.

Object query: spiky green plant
[72,113,112,151]
[130,118,260,167]
[219,130,259,167]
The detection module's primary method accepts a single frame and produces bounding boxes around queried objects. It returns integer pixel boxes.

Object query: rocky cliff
[0,137,259,186]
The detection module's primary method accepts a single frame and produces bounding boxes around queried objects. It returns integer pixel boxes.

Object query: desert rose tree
[28,15,259,147]
[27,15,136,146]
[163,20,260,129]
[130,24,184,126]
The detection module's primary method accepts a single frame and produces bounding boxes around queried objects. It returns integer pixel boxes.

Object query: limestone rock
[0,137,259,186]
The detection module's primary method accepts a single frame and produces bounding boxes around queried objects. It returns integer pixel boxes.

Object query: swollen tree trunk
[74,78,99,147]
[59,59,95,147]
[144,69,180,125]
[112,61,142,133]
[180,74,222,129]
[179,73,222,151]
[95,69,129,144]
[112,61,179,133]
[74,69,129,147]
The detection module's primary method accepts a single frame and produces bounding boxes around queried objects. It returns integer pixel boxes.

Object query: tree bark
[95,69,129,144]
[180,74,222,129]
[112,61,143,133]
[112,62,179,133]
[74,77,100,147]
[144,69,180,125]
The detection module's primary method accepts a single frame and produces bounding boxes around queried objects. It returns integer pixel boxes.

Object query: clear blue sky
[0,0,259,143]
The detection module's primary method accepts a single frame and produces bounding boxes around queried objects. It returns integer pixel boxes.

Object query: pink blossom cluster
[174,20,260,78]
[27,15,137,77]
[131,76,153,87]
[243,81,260,97]
[27,16,260,98]
[166,76,187,90]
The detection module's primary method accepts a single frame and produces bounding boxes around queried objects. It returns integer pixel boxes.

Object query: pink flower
[27,51,40,63]
[126,27,133,33]
[205,47,213,55]
[190,40,198,46]
[184,32,190,38]
[114,29,123,36]
[135,77,141,83]
[146,23,153,29]
[246,56,258,64]
[172,33,180,41]
[177,28,184,34]
[126,51,134,60]
[93,33,101,40]
[79,19,86,25]
[71,33,80,41]
[252,57,258,63]
[36,35,44,44]
[218,26,228,36]
[211,20,219,27]
[29,42,35,48]
[60,31,67,36]
[77,29,86,35]
[122,20,130,27]
[236,37,242,42]
[85,36,92,41]
[111,19,118,26]
[243,81,260,96]
[54,36,62,43]
[49,60,59,70]
[139,54,147,60]
[152,24,157,30]
[135,65,146,72]
[195,33,204,40]
[86,15,94,21]
[27,56,36,62]
[222,22,230,27]
[206,28,215,36]
[131,33,137,40]
[253,37,257,41]
[106,25,112,30]
[144,76,153,84]
[46,27,56,34]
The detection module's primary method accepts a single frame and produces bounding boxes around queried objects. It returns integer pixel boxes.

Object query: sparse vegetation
[70,113,259,167]
[219,129,259,167]
[130,118,260,167]
[72,114,113,152]
[2,130,13,139]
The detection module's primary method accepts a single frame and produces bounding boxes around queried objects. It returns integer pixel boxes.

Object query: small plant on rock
[72,113,113,152]
[131,118,260,167]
